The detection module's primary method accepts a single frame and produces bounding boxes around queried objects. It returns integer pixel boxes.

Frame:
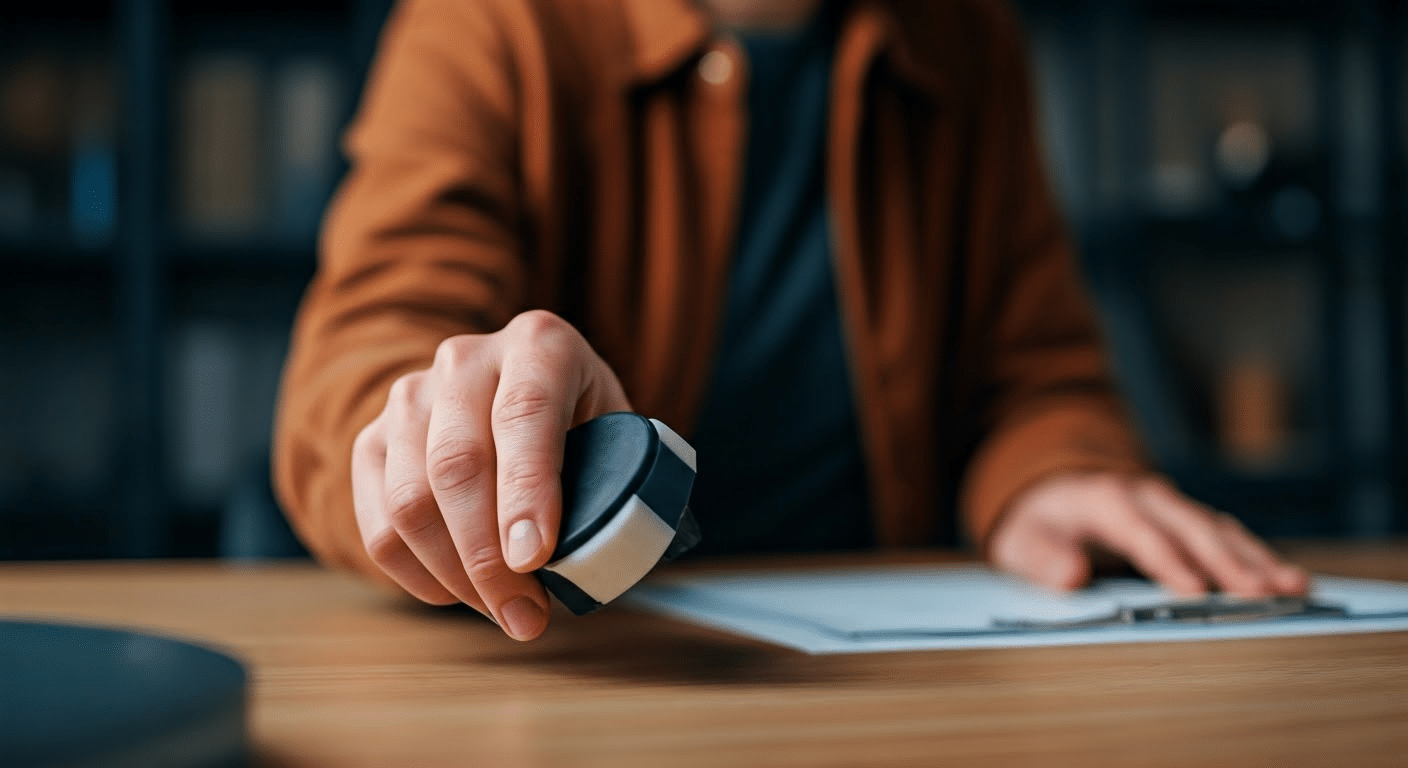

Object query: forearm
[272,0,529,582]
[961,393,1148,550]
[953,0,1148,550]
[273,290,472,585]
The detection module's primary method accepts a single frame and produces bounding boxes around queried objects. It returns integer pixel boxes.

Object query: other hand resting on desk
[989,472,1309,598]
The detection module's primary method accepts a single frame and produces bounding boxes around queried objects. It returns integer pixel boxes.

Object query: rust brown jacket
[273,0,1148,586]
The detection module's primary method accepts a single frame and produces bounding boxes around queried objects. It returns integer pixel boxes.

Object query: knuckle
[364,526,404,567]
[507,309,569,340]
[426,437,493,496]
[498,461,557,513]
[433,334,485,372]
[386,372,427,414]
[1093,472,1128,492]
[1104,498,1145,529]
[1062,473,1124,510]
[1096,473,1137,503]
[1127,525,1172,560]
[494,382,557,427]
[353,419,385,459]
[384,483,437,534]
[506,312,585,362]
[461,544,512,589]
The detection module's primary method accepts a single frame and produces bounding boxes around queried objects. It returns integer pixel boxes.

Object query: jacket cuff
[961,398,1149,552]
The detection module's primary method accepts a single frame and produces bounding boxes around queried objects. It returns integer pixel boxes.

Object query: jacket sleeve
[273,0,526,583]
[958,2,1151,550]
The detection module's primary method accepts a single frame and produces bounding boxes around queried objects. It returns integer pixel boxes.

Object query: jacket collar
[616,0,949,97]
[617,0,713,85]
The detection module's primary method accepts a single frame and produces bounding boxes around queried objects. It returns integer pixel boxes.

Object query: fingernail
[506,519,542,570]
[500,596,546,640]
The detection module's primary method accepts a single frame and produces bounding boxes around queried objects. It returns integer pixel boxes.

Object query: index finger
[1083,491,1208,597]
[424,341,549,640]
[491,343,579,573]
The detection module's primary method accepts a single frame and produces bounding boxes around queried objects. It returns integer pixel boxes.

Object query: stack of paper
[623,565,1408,654]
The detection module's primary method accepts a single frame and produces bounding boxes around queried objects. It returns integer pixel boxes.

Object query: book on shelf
[271,57,342,242]
[177,50,345,249]
[69,57,117,246]
[178,53,264,241]
[167,321,287,509]
[0,49,74,240]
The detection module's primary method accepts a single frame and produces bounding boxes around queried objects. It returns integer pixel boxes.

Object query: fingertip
[1277,565,1311,595]
[500,595,549,641]
[994,531,1090,592]
[1162,570,1209,598]
[505,518,549,572]
[1169,583,1207,599]
[1233,568,1283,599]
[1044,549,1091,592]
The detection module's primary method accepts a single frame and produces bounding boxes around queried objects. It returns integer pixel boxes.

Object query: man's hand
[351,310,631,640]
[989,473,1309,597]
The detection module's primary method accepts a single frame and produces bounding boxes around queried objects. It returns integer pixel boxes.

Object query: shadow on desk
[405,599,843,688]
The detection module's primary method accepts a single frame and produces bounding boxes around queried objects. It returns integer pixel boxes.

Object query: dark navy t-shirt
[687,15,872,555]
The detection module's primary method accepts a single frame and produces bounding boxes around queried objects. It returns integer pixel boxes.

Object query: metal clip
[993,595,1348,631]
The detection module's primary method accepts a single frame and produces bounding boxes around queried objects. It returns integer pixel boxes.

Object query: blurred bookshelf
[0,0,1404,561]
[1020,0,1407,538]
[0,0,392,559]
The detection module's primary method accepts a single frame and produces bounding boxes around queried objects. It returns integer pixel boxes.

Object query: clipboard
[622,564,1408,654]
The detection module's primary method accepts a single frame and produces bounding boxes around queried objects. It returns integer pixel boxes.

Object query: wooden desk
[2,543,1406,767]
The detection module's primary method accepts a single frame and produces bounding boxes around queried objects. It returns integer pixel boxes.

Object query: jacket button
[697,50,733,85]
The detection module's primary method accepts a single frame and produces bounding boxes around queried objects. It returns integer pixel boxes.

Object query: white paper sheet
[621,564,1408,654]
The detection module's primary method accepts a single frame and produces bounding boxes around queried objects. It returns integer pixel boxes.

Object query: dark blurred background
[1,0,1404,561]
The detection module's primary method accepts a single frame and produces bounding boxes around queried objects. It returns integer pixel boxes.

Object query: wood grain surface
[2,542,1405,767]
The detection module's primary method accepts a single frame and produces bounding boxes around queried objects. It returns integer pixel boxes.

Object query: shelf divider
[114,0,170,557]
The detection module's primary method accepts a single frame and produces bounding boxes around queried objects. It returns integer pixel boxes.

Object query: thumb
[991,525,1091,592]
